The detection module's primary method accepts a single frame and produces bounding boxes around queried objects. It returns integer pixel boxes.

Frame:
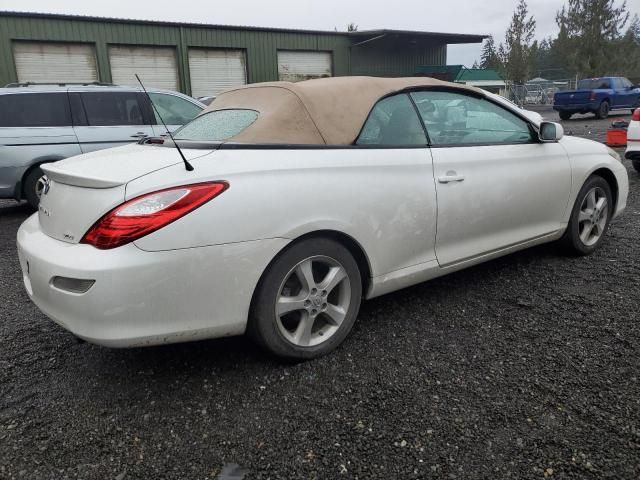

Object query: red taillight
[81,182,228,249]
[633,108,640,121]
[590,91,597,101]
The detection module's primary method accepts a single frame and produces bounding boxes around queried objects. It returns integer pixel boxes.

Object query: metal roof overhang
[0,11,487,43]
[348,29,487,46]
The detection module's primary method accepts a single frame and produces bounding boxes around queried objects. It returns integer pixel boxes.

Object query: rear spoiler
[41,163,124,189]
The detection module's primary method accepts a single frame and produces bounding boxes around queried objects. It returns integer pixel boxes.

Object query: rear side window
[356,93,427,146]
[80,92,146,126]
[578,78,610,89]
[148,93,202,126]
[0,92,71,127]
[173,109,258,141]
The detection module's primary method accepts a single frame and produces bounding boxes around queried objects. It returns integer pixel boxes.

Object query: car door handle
[130,132,148,138]
[438,172,465,183]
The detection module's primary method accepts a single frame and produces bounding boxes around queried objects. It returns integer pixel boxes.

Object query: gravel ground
[1,121,639,479]
[534,105,633,144]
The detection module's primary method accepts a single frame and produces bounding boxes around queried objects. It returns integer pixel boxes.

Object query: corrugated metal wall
[0,14,447,94]
[350,38,447,77]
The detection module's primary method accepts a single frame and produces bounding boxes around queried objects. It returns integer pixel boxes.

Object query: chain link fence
[504,79,578,106]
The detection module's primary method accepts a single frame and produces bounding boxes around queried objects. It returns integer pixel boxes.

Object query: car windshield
[173,109,259,141]
[578,78,610,89]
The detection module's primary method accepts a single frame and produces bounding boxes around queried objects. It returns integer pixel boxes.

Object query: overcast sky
[0,0,638,66]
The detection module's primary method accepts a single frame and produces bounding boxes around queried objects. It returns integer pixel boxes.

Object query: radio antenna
[135,74,193,171]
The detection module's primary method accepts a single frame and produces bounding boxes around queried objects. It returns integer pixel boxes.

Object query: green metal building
[0,11,484,97]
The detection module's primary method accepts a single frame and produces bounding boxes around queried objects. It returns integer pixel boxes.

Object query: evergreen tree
[498,0,537,83]
[531,37,571,79]
[556,0,629,77]
[611,14,640,79]
[480,35,500,69]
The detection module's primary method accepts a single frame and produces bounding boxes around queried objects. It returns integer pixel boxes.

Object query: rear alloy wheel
[249,238,362,359]
[596,101,609,119]
[23,166,46,209]
[560,176,613,255]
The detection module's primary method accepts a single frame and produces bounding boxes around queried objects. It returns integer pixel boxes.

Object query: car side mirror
[539,122,564,142]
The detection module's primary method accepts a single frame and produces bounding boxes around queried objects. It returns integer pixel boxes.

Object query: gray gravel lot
[1,114,639,479]
[536,105,633,144]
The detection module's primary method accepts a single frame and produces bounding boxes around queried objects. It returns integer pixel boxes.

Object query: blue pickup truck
[553,77,640,120]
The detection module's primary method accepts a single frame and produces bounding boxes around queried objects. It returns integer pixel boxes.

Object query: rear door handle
[130,132,147,138]
[438,172,465,183]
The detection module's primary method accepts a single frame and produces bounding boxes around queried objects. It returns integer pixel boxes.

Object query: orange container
[606,128,627,147]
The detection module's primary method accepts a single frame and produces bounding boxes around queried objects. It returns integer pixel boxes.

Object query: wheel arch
[591,167,619,212]
[294,230,373,294]
[20,156,66,198]
[249,229,373,317]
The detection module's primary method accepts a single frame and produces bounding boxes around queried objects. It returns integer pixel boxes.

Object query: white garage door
[188,49,247,98]
[278,51,332,82]
[13,42,98,84]
[109,46,179,90]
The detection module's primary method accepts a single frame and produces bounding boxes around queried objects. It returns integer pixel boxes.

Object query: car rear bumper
[553,102,598,112]
[17,213,288,347]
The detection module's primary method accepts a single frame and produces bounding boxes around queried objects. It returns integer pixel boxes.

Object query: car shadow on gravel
[80,241,566,376]
[362,241,564,307]
[0,201,32,217]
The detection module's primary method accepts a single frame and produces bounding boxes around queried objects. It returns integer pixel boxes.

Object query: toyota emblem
[41,176,50,195]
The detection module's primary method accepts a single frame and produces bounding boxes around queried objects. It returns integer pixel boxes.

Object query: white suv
[0,83,204,207]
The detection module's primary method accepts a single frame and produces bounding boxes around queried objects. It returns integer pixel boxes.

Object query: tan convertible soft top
[204,76,482,145]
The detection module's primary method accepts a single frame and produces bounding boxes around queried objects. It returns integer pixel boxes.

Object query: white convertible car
[17,77,629,359]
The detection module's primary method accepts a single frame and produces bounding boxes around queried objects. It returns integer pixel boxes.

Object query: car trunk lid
[38,143,216,244]
[42,143,212,188]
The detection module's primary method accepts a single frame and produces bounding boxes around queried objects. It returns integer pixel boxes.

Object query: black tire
[560,175,613,256]
[596,101,609,119]
[559,111,573,121]
[23,166,46,209]
[633,160,640,173]
[249,237,362,360]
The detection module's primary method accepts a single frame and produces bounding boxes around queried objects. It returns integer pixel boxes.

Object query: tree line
[476,0,640,84]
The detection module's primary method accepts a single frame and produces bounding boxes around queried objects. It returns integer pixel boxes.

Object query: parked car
[0,83,205,208]
[553,77,640,120]
[17,76,628,359]
[625,107,640,172]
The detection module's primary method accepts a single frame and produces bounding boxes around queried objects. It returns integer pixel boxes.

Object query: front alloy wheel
[560,175,613,255]
[577,187,609,247]
[250,238,362,359]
